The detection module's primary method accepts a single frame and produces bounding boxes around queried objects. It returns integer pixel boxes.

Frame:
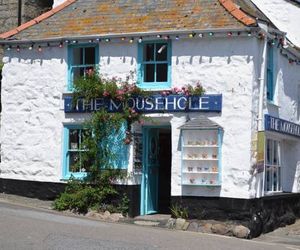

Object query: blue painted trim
[140,125,170,215]
[62,124,88,180]
[137,40,172,90]
[67,44,99,91]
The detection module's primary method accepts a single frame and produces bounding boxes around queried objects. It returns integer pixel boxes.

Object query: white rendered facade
[1,33,299,201]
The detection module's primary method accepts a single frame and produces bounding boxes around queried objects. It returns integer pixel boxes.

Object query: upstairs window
[68,44,99,91]
[266,43,274,101]
[138,41,171,90]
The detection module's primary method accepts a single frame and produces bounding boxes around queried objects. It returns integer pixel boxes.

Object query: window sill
[267,100,280,108]
[264,191,283,196]
[137,83,171,91]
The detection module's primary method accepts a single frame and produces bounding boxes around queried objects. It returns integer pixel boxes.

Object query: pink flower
[138,120,144,125]
[162,91,167,96]
[173,87,179,93]
[103,91,109,97]
[116,90,124,95]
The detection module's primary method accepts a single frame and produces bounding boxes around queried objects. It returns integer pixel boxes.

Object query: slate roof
[0,0,257,42]
[178,116,222,130]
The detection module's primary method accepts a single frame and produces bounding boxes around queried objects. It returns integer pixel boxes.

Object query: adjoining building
[0,0,300,235]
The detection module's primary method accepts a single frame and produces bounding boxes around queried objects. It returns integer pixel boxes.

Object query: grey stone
[187,222,199,232]
[211,223,230,235]
[166,218,176,229]
[232,225,250,239]
[175,218,186,230]
[103,210,111,219]
[85,210,97,218]
[198,223,212,234]
[134,220,160,226]
[182,221,190,231]
[109,213,124,222]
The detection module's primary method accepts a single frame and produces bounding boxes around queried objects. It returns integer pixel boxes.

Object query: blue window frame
[67,44,99,91]
[62,124,128,179]
[137,41,171,90]
[267,43,274,101]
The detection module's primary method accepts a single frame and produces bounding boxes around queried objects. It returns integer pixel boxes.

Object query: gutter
[0,27,261,45]
[257,22,268,131]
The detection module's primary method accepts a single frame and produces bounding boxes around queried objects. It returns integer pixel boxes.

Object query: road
[0,202,297,250]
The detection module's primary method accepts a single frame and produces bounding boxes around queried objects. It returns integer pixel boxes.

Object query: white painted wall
[1,35,299,199]
[53,0,67,8]
[251,0,300,47]
[1,46,68,182]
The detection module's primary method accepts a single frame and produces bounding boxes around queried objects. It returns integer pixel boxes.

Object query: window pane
[85,47,96,65]
[266,139,271,165]
[156,64,168,82]
[266,168,270,191]
[80,129,91,149]
[156,43,168,61]
[69,129,79,149]
[72,67,86,82]
[273,169,277,191]
[81,155,93,172]
[278,167,281,191]
[73,48,83,65]
[144,44,154,61]
[69,152,80,172]
[144,64,155,82]
[273,140,278,165]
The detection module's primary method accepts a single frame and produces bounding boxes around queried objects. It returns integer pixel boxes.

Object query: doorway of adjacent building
[141,126,171,215]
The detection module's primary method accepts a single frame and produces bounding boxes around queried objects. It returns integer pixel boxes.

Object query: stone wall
[171,194,300,238]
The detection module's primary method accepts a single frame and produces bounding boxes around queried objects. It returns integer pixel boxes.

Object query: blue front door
[141,127,159,215]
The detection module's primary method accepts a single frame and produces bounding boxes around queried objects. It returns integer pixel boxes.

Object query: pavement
[0,193,300,249]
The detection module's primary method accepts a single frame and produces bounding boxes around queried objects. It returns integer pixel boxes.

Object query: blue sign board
[265,114,300,138]
[64,94,222,113]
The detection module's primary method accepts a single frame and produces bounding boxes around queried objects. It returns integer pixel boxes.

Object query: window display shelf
[182,145,218,148]
[181,183,221,187]
[180,124,222,188]
[182,158,218,161]
[182,171,219,174]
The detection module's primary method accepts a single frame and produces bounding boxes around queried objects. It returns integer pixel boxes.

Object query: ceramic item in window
[71,143,78,149]
[188,167,193,172]
[189,178,195,184]
[197,167,202,172]
[212,166,218,172]
[211,140,217,145]
[212,154,217,159]
[204,167,209,171]
[202,153,208,159]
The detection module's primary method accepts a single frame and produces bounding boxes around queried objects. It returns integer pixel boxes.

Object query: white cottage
[0,0,300,235]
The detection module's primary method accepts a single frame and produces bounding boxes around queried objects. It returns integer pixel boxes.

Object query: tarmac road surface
[0,201,298,250]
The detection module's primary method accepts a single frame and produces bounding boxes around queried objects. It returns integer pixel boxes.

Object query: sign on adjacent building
[265,114,300,138]
[64,94,222,113]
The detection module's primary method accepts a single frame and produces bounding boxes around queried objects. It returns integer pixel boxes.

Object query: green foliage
[53,174,120,213]
[117,194,130,216]
[170,203,189,219]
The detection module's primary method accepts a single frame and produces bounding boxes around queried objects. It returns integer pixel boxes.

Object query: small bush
[170,203,189,219]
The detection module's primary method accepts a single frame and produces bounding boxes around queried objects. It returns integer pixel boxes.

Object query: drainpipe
[18,0,22,26]
[257,22,268,131]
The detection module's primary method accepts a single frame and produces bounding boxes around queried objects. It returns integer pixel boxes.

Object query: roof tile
[1,0,257,41]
